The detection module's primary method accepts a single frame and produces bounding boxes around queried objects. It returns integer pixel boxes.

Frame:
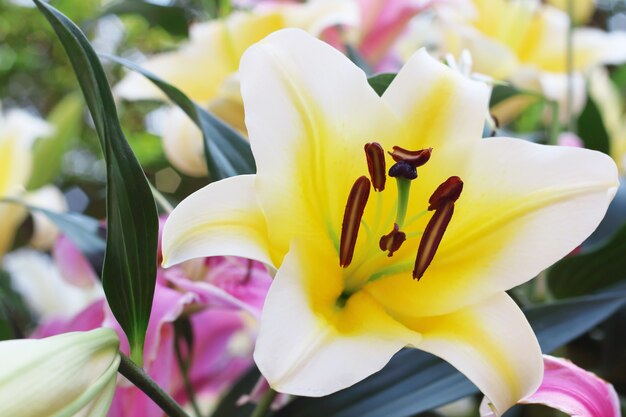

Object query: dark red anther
[364,142,387,192]
[379,223,406,257]
[388,146,432,167]
[413,176,464,280]
[340,176,371,268]
[413,200,454,280]
[428,176,463,210]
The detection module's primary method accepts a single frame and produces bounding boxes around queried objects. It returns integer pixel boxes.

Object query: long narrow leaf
[0,199,105,259]
[34,0,158,364]
[548,222,626,298]
[103,54,256,180]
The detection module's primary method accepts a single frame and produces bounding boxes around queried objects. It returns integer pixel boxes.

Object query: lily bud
[0,328,120,417]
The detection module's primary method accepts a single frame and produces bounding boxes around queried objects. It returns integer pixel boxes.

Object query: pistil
[393,177,411,227]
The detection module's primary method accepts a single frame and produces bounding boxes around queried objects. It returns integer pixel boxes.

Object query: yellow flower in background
[116,0,359,177]
[588,67,626,175]
[162,29,618,415]
[399,0,626,123]
[0,329,120,417]
[0,104,65,258]
[547,0,595,25]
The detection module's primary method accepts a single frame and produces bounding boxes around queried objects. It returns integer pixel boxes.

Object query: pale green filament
[395,177,412,228]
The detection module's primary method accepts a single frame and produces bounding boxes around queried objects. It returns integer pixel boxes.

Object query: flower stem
[174,334,203,417]
[566,0,576,133]
[118,353,191,417]
[250,388,278,417]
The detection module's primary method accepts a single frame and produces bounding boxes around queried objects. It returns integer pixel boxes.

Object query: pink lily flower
[480,355,622,417]
[32,217,273,416]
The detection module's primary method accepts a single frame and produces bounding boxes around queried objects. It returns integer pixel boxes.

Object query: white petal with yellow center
[162,29,619,412]
[240,28,399,262]
[254,238,422,396]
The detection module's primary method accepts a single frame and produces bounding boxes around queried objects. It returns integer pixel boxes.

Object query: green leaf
[27,92,84,190]
[34,0,159,364]
[367,73,396,97]
[103,54,256,180]
[0,269,31,341]
[270,288,626,417]
[347,45,373,76]
[1,199,105,259]
[210,366,260,417]
[102,0,189,36]
[577,96,611,155]
[548,222,626,298]
[490,84,526,107]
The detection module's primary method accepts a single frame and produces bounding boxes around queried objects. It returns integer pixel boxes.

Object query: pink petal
[480,355,621,417]
[31,299,106,338]
[52,235,100,288]
[163,257,272,316]
[358,0,432,63]
[522,356,621,417]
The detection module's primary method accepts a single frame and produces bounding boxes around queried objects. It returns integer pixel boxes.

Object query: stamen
[379,223,406,257]
[340,176,371,268]
[428,176,463,210]
[413,201,454,280]
[413,176,464,280]
[364,142,386,192]
[389,146,432,167]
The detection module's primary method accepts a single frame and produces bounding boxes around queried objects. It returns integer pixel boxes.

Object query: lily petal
[254,239,421,396]
[520,356,621,417]
[162,175,273,268]
[367,138,618,317]
[382,47,491,151]
[240,28,399,260]
[412,293,543,417]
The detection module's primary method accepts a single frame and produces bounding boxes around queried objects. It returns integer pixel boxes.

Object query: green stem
[548,100,561,146]
[118,353,191,417]
[174,337,203,417]
[250,388,278,417]
[566,0,576,133]
[218,0,231,17]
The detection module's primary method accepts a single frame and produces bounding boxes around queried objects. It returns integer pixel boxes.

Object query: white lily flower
[398,0,626,123]
[0,329,120,417]
[162,29,617,415]
[115,0,359,177]
[3,249,103,320]
[0,103,58,257]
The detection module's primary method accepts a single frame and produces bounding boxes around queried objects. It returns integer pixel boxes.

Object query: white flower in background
[0,112,46,254]
[0,329,120,417]
[547,0,595,24]
[115,0,359,177]
[3,249,103,320]
[398,0,626,123]
[588,67,626,175]
[0,102,66,257]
